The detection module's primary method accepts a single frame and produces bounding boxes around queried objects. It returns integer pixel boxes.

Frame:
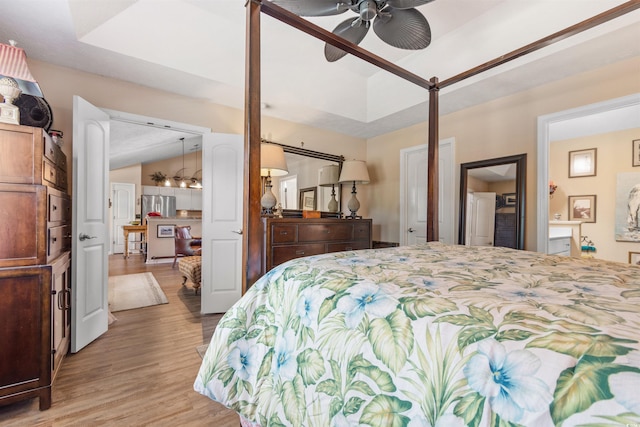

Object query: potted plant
[149,171,167,186]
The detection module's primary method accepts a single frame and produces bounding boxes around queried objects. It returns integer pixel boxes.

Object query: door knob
[408,228,415,233]
[231,229,243,235]
[79,233,97,241]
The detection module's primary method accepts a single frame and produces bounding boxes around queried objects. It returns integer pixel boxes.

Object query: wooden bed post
[427,76,439,242]
[244,0,263,292]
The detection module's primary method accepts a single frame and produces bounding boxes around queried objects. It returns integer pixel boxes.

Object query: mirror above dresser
[266,142,344,215]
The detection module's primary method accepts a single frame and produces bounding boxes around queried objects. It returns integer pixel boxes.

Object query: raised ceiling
[1,0,638,168]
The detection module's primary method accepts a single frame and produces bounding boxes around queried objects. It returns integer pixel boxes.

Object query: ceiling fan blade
[324,18,369,62]
[373,7,431,50]
[270,0,348,16]
[385,0,434,10]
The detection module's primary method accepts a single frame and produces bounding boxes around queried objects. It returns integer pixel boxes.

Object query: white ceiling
[1,0,638,169]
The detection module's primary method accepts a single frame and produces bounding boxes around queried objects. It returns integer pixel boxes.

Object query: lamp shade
[339,160,370,184]
[261,143,288,177]
[0,42,43,97]
[318,164,340,187]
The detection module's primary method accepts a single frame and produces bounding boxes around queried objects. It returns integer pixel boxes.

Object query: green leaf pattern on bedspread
[195,243,640,426]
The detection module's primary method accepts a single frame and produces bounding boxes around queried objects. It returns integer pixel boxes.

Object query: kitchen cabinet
[0,122,71,410]
[142,186,202,211]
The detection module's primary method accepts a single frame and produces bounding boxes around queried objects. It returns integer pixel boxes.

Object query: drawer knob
[345,247,353,250]
[280,231,288,235]
[51,237,57,243]
[295,250,305,255]
[52,204,58,211]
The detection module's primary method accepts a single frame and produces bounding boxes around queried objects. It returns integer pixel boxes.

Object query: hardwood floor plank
[0,255,239,426]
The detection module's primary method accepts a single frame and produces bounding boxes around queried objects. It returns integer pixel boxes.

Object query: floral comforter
[194,243,640,426]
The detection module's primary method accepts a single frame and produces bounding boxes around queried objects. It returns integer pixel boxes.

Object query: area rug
[108,272,168,312]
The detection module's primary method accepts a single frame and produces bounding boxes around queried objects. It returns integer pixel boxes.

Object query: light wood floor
[0,254,240,426]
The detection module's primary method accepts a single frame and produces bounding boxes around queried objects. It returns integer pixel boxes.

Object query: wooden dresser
[0,122,71,410]
[263,217,372,273]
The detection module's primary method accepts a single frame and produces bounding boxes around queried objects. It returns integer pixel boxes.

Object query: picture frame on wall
[633,139,640,167]
[568,148,597,178]
[629,251,640,266]
[568,195,596,223]
[299,187,317,211]
[503,193,516,206]
[157,224,175,238]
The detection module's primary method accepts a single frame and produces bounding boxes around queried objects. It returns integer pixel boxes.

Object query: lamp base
[261,182,277,215]
[346,182,360,219]
[0,102,19,125]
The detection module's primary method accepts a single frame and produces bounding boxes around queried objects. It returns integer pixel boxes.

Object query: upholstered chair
[172,225,201,268]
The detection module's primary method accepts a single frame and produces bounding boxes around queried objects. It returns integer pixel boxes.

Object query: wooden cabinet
[494,213,517,249]
[0,122,71,411]
[263,218,372,273]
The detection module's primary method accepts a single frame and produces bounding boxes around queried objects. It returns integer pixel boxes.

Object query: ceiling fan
[270,0,434,62]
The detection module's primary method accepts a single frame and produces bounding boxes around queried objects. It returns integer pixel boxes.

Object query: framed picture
[629,251,640,266]
[157,224,175,238]
[633,139,640,167]
[299,187,317,211]
[568,195,596,223]
[503,193,516,206]
[615,172,640,242]
[568,148,597,178]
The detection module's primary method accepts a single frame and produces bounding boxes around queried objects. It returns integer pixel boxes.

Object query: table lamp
[338,160,370,219]
[318,164,340,213]
[261,143,288,215]
[0,41,43,125]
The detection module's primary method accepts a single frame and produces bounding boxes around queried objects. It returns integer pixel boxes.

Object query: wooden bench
[178,256,201,294]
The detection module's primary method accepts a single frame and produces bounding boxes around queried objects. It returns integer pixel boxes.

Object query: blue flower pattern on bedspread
[194,243,640,426]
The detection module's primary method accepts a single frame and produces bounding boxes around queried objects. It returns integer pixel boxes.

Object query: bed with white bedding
[194,243,640,426]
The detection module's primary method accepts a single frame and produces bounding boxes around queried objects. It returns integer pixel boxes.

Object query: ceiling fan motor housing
[358,0,378,20]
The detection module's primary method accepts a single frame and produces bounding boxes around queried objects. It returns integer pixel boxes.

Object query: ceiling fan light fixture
[359,0,377,21]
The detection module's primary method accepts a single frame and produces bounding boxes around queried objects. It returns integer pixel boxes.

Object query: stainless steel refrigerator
[141,195,177,219]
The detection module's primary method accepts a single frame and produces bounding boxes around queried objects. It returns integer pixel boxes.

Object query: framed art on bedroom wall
[568,195,596,223]
[568,148,597,178]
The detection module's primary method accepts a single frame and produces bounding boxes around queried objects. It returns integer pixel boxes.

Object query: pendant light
[190,144,202,189]
[179,138,187,188]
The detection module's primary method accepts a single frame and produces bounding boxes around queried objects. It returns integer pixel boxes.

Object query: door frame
[110,182,136,255]
[400,137,455,246]
[536,93,640,253]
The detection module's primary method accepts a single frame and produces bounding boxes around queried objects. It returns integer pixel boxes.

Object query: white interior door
[111,182,135,254]
[279,175,297,210]
[71,96,110,352]
[469,192,496,246]
[400,138,455,245]
[200,133,244,314]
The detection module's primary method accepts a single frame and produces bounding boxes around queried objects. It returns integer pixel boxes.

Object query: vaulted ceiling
[1,0,638,168]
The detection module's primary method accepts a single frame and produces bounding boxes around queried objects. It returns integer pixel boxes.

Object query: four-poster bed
[195,1,640,425]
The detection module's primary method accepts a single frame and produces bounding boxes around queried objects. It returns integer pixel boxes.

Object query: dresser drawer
[272,243,325,266]
[548,237,571,255]
[48,226,68,260]
[43,160,57,187]
[299,223,353,242]
[327,241,370,253]
[48,191,70,223]
[271,224,297,243]
[353,222,371,240]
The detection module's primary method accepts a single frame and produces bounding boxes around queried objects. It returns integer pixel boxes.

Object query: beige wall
[27,56,640,252]
[366,57,640,250]
[550,128,640,263]
[28,59,367,214]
